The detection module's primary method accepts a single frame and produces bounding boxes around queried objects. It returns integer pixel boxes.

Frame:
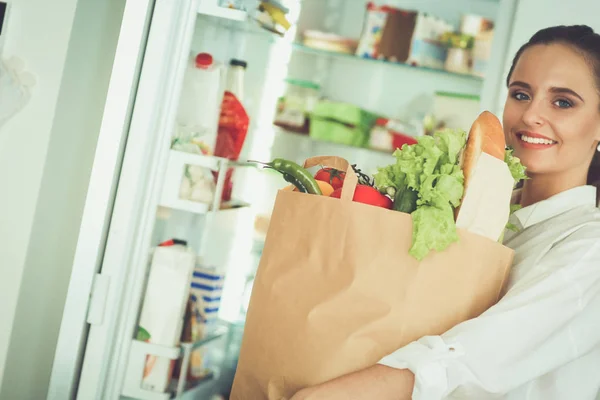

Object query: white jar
[445,48,471,75]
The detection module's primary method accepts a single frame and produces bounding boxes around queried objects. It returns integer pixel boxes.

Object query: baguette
[456,111,507,218]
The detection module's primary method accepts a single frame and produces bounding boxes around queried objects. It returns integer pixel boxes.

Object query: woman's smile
[514,130,558,149]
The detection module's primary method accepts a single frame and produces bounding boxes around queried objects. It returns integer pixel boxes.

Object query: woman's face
[503,43,600,180]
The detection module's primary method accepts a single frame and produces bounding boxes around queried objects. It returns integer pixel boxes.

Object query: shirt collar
[511,185,597,229]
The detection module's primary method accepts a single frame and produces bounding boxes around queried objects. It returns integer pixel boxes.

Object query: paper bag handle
[303,156,358,201]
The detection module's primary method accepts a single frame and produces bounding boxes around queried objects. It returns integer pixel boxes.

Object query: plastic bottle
[214,59,250,202]
[175,52,223,155]
[224,59,247,104]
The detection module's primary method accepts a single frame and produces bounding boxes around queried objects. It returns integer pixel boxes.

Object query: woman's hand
[289,365,414,400]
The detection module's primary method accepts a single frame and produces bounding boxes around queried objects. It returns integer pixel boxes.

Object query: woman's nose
[521,101,545,127]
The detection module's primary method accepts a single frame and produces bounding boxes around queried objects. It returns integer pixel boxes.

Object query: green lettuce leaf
[375,129,467,260]
[410,205,460,260]
[504,147,528,184]
[374,162,405,194]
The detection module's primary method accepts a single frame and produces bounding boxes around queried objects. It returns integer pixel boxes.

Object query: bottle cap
[195,53,213,69]
[230,59,248,68]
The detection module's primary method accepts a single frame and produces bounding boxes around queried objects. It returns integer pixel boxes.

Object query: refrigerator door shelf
[159,150,228,214]
[122,341,180,400]
[122,325,228,399]
[159,150,254,215]
[198,0,247,21]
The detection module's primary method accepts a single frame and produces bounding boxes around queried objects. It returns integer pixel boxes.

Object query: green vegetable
[257,158,323,195]
[394,185,418,213]
[505,204,523,233]
[410,205,460,261]
[374,129,467,260]
[501,149,527,238]
[504,147,528,185]
[283,172,308,193]
[498,204,523,243]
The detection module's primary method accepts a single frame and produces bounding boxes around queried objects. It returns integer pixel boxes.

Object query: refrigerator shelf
[122,326,228,400]
[292,42,485,83]
[197,1,247,22]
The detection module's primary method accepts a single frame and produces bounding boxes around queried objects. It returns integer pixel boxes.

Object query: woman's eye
[554,99,573,109]
[512,92,530,101]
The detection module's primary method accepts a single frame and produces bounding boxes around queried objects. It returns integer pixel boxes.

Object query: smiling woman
[503,25,600,206]
[291,25,600,400]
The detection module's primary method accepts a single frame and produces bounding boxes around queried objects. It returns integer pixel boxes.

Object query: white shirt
[379,185,600,400]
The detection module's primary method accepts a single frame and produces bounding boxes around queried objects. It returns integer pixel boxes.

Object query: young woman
[291,25,600,400]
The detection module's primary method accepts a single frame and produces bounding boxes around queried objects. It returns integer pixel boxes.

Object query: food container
[274,79,320,134]
[445,47,472,74]
[369,118,419,152]
[137,243,196,392]
[355,2,392,59]
[459,15,494,77]
[460,14,494,36]
[359,5,452,69]
[302,30,359,54]
[433,91,481,132]
[175,53,223,156]
[309,101,378,147]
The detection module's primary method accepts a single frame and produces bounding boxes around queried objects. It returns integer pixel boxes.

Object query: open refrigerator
[45,0,527,398]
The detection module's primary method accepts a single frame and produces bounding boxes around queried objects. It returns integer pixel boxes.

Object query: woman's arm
[290,365,414,400]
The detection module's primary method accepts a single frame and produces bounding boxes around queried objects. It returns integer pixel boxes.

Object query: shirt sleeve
[378,227,600,399]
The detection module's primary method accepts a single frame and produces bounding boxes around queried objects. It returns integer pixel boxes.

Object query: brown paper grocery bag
[230,156,513,400]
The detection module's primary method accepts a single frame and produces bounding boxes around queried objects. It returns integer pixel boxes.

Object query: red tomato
[329,185,393,209]
[314,168,346,190]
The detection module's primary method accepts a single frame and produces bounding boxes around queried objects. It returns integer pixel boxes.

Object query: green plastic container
[309,101,378,147]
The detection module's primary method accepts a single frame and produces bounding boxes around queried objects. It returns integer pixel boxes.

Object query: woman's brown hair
[506,25,600,188]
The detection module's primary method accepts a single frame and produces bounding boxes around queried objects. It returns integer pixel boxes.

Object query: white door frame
[47,0,199,398]
[47,0,155,397]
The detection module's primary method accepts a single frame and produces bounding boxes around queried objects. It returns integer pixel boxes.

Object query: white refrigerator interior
[47,0,600,399]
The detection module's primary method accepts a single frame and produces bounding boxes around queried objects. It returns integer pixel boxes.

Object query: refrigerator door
[47,0,200,398]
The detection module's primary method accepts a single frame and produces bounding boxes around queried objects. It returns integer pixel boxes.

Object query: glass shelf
[292,43,485,83]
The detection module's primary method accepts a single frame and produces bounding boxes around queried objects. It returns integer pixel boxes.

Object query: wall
[0,0,125,397]
[0,0,81,389]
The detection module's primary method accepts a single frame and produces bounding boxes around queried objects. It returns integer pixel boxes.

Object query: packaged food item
[274,79,320,134]
[178,165,215,205]
[432,91,481,133]
[472,29,494,78]
[187,266,224,379]
[309,101,378,148]
[219,0,246,10]
[255,1,291,36]
[355,2,392,58]
[378,9,453,68]
[460,14,494,37]
[302,30,359,54]
[136,241,196,393]
[459,15,494,77]
[174,52,223,156]
[369,118,418,152]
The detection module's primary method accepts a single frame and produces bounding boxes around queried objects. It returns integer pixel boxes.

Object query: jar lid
[230,59,248,68]
[195,53,213,69]
[285,78,320,90]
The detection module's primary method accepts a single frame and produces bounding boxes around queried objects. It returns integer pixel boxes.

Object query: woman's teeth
[519,134,556,145]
